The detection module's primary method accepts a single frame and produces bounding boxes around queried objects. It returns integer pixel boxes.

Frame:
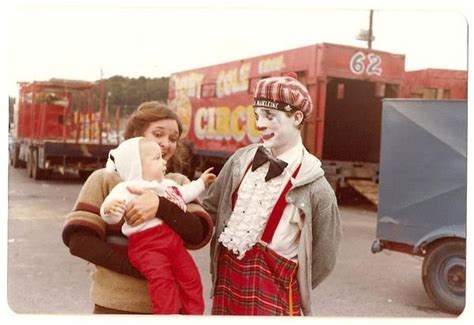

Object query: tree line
[105,75,169,117]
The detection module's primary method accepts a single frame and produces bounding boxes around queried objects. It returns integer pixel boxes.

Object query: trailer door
[322,78,398,163]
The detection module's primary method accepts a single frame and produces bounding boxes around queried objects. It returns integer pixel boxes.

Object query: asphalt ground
[6,166,468,323]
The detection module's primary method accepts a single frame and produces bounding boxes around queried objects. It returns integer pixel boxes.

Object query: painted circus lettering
[216,63,251,98]
[258,55,286,74]
[194,105,260,142]
[172,73,205,98]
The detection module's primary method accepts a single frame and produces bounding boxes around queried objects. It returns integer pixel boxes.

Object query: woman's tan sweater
[62,169,213,313]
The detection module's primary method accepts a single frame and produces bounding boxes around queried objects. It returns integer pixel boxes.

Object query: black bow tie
[251,146,288,182]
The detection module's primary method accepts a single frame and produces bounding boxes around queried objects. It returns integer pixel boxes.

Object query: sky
[1,0,471,98]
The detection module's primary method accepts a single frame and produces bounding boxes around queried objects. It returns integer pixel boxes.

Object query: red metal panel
[401,69,467,99]
[14,79,108,145]
[315,80,327,158]
[39,102,46,139]
[168,42,407,158]
[169,45,320,156]
[182,93,260,154]
[316,43,405,83]
[302,81,325,156]
[31,85,37,139]
[99,80,105,145]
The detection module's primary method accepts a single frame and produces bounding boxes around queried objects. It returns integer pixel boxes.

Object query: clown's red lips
[261,133,274,141]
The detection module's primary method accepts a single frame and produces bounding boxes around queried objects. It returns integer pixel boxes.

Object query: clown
[203,73,342,316]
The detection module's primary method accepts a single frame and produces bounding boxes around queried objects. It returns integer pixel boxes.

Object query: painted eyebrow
[254,108,272,114]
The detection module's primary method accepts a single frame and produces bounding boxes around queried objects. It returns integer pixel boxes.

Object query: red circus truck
[401,68,467,99]
[168,42,407,203]
[9,78,119,180]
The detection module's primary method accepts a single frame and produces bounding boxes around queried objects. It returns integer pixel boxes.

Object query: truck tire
[78,170,93,181]
[31,149,41,180]
[10,146,21,168]
[31,149,50,180]
[422,239,465,314]
[26,149,34,178]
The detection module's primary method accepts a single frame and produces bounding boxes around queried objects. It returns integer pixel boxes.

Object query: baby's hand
[104,199,126,218]
[200,167,217,188]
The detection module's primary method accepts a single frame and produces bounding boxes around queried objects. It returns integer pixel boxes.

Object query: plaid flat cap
[253,72,313,118]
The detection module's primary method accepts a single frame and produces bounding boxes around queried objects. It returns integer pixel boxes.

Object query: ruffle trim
[218,163,286,259]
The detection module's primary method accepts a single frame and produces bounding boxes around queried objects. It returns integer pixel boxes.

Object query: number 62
[349,52,382,76]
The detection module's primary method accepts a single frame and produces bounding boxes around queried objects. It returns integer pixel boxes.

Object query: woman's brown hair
[123,101,183,139]
[123,101,190,175]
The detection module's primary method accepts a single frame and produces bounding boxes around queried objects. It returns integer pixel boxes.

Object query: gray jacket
[203,143,342,315]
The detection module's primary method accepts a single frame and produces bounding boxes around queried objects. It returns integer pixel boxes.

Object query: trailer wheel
[422,239,465,314]
[31,149,41,179]
[10,146,21,168]
[78,170,93,181]
[31,149,50,180]
[26,149,34,178]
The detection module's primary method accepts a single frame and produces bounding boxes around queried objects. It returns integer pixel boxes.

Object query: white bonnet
[105,137,143,181]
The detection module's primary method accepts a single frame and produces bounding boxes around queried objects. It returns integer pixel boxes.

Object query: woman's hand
[124,186,160,227]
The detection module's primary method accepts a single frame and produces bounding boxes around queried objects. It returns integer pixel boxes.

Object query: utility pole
[356,10,375,48]
[368,10,374,49]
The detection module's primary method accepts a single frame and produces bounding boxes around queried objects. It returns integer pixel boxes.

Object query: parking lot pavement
[7,167,455,317]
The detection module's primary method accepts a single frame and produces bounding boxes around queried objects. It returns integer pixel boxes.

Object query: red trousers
[128,224,204,314]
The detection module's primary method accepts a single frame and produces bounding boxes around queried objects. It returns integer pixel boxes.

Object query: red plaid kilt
[212,243,301,315]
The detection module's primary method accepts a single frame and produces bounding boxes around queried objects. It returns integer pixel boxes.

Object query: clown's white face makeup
[254,107,301,156]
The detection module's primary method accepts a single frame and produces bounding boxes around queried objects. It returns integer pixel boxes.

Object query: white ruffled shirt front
[218,141,304,260]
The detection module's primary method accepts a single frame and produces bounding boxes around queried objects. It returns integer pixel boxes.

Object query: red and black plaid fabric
[253,74,313,118]
[214,161,302,315]
[211,243,301,315]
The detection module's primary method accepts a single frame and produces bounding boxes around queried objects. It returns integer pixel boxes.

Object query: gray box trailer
[371,99,466,314]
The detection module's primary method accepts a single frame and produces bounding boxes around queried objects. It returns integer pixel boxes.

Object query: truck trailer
[401,69,467,100]
[9,78,119,180]
[168,42,467,204]
[372,99,466,314]
[168,42,407,202]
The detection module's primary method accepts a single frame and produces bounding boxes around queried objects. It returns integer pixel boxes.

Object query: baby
[100,137,215,314]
